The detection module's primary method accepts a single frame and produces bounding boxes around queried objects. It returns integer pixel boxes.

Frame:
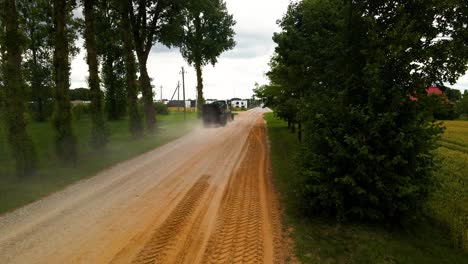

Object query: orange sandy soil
[0,109,289,264]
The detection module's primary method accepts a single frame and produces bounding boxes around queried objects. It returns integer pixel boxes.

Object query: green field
[264,113,468,263]
[0,112,199,215]
[429,121,468,251]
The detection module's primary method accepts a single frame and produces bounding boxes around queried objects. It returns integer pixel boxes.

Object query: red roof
[409,86,444,101]
[426,86,443,95]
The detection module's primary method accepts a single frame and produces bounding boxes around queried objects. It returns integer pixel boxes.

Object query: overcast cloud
[70,0,468,100]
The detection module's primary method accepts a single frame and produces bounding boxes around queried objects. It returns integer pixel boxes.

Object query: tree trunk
[103,55,117,120]
[31,46,46,122]
[84,0,107,149]
[3,0,37,176]
[298,122,302,142]
[137,58,156,131]
[195,61,205,116]
[103,54,126,120]
[52,0,77,162]
[119,0,142,137]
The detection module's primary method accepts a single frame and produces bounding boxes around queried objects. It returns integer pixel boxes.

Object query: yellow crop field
[429,120,468,251]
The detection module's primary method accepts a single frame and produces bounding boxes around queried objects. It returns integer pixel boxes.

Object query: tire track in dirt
[202,129,267,263]
[131,175,211,264]
[172,192,213,264]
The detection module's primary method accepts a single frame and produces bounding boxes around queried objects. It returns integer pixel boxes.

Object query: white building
[231,99,248,109]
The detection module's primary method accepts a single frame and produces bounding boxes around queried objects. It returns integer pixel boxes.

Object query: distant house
[231,99,248,109]
[410,86,445,101]
[426,86,443,96]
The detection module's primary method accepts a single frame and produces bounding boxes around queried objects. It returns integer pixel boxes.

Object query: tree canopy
[129,0,186,131]
[179,0,235,67]
[0,0,237,176]
[179,0,235,110]
[260,0,468,221]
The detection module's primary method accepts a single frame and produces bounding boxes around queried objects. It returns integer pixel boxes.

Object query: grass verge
[0,112,199,214]
[264,112,468,263]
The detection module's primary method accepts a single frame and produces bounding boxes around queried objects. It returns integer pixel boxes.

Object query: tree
[254,82,299,133]
[444,87,462,102]
[0,11,5,111]
[421,93,458,120]
[270,0,468,222]
[17,0,54,122]
[95,0,127,120]
[17,0,81,122]
[102,57,127,120]
[118,0,143,137]
[52,0,77,162]
[69,87,90,101]
[1,0,37,176]
[456,92,468,117]
[128,0,184,131]
[83,0,107,149]
[179,0,235,113]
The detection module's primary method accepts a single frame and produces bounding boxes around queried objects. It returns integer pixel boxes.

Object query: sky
[70,0,468,100]
[71,0,291,100]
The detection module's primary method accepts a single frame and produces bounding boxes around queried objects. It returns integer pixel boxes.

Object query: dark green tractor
[202,100,234,127]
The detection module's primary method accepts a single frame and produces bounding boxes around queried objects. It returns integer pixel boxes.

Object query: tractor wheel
[220,115,227,126]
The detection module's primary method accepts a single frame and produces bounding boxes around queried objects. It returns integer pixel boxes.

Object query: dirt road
[0,109,286,264]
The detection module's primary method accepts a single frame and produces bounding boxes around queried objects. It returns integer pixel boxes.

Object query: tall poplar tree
[119,0,143,137]
[52,0,77,162]
[0,10,5,108]
[128,0,184,131]
[96,0,127,120]
[180,0,235,113]
[2,0,37,176]
[83,0,107,149]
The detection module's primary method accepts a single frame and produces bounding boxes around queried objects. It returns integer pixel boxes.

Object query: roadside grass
[167,106,197,113]
[264,113,468,263]
[0,112,199,215]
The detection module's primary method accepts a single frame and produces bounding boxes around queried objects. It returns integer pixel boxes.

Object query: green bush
[154,102,169,115]
[71,103,91,120]
[297,97,443,221]
[27,100,54,121]
[422,94,459,120]
[455,95,468,118]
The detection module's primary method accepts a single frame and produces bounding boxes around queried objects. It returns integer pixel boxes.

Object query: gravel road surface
[0,108,285,264]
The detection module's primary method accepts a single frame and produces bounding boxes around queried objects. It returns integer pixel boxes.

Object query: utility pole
[160,85,163,101]
[195,87,198,114]
[181,67,187,120]
[177,81,180,112]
